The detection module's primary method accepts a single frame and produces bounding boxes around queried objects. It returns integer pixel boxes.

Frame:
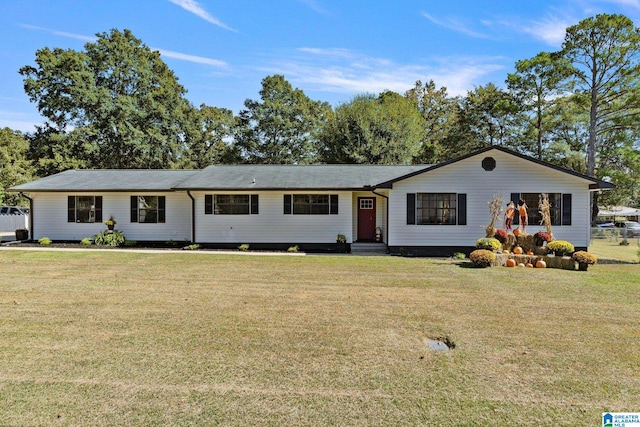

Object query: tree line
[2,14,640,211]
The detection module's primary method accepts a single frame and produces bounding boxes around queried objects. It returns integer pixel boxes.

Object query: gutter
[187,191,195,244]
[19,192,34,241]
[370,189,389,246]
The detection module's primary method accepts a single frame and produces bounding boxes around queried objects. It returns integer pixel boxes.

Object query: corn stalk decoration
[485,194,504,237]
[538,193,554,239]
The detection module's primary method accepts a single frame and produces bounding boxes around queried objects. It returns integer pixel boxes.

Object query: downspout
[370,189,389,245]
[187,191,195,244]
[19,192,34,241]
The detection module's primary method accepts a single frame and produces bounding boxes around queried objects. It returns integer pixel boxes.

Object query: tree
[20,29,192,170]
[561,14,640,177]
[404,80,455,163]
[178,104,240,168]
[319,91,424,164]
[235,75,330,164]
[0,128,33,205]
[507,52,574,160]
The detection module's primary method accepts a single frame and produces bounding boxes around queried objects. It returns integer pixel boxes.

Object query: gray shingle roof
[10,169,200,192]
[173,164,430,190]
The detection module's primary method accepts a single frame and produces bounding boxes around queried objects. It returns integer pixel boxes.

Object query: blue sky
[1,0,639,133]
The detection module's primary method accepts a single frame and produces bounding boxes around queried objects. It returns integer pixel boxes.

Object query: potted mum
[546,240,574,257]
[533,231,552,247]
[572,251,597,271]
[104,216,117,231]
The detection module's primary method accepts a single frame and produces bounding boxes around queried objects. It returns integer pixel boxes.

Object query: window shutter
[330,194,338,215]
[130,196,138,223]
[251,195,259,215]
[158,196,166,223]
[510,193,520,225]
[284,194,292,214]
[95,196,103,223]
[457,194,467,225]
[68,196,75,223]
[205,195,213,214]
[562,194,572,225]
[406,193,416,225]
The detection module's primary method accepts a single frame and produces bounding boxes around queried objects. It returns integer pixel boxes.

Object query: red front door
[357,197,376,241]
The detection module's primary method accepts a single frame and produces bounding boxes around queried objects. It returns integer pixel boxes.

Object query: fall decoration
[535,260,547,268]
[485,194,504,237]
[506,258,516,267]
[470,249,496,268]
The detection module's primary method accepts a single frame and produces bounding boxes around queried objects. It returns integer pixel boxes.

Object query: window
[68,196,102,223]
[130,196,165,223]
[416,193,457,225]
[284,194,338,215]
[513,193,568,226]
[360,199,374,209]
[205,195,258,215]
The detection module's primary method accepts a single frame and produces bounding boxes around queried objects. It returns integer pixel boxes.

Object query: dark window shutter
[284,194,292,214]
[406,193,416,225]
[510,193,520,225]
[158,196,166,223]
[562,194,572,225]
[68,196,75,222]
[130,196,138,223]
[95,196,103,223]
[330,194,338,215]
[251,195,259,215]
[205,195,213,215]
[457,194,467,225]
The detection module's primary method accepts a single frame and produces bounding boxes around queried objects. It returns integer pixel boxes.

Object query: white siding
[30,192,192,241]
[193,191,353,243]
[388,150,592,248]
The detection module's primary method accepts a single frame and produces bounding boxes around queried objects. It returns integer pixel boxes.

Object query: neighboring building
[10,147,613,255]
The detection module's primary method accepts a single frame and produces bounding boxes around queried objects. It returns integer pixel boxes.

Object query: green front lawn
[1,250,638,425]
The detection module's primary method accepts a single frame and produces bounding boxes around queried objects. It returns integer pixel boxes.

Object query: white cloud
[297,0,329,15]
[520,15,570,46]
[157,49,228,68]
[422,12,491,39]
[260,48,505,99]
[167,0,237,32]
[19,24,96,42]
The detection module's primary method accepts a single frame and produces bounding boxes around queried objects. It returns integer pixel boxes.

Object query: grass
[1,250,639,426]
[589,236,639,263]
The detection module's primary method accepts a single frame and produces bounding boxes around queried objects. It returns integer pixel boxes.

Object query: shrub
[188,244,200,250]
[38,237,52,246]
[493,229,508,243]
[238,244,250,252]
[572,251,597,265]
[534,231,552,243]
[287,245,299,252]
[475,237,501,252]
[94,230,126,247]
[452,252,466,260]
[470,249,496,267]
[80,237,92,246]
[546,240,575,254]
[336,234,347,244]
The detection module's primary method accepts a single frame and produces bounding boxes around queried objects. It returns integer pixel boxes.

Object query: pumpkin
[525,263,533,268]
[518,263,525,268]
[505,258,516,267]
[526,251,534,256]
[513,246,523,254]
[535,260,547,268]
[513,229,521,237]
[502,250,510,254]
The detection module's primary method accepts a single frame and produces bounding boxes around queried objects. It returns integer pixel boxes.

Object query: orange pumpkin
[526,251,534,256]
[536,260,547,268]
[513,246,523,255]
[506,259,516,267]
[525,263,534,268]
[513,229,521,237]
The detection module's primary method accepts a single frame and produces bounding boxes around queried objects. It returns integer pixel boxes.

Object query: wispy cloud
[261,48,505,99]
[167,0,237,32]
[421,12,491,39]
[19,24,95,42]
[21,24,228,68]
[158,49,228,68]
[297,0,330,15]
[519,14,570,46]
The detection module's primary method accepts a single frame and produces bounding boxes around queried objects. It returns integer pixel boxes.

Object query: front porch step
[350,242,388,255]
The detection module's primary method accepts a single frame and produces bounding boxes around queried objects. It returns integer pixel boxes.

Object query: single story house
[10,147,613,255]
